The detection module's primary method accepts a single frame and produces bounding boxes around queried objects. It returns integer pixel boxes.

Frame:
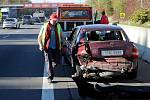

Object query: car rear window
[78,30,126,42]
[102,31,123,40]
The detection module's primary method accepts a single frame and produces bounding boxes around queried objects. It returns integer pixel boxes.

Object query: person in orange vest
[100,10,109,24]
[38,13,64,83]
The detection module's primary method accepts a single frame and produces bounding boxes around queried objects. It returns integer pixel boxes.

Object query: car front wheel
[17,24,20,29]
[15,25,18,29]
[75,64,83,77]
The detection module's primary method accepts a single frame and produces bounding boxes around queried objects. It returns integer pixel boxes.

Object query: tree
[86,0,150,23]
[85,0,113,16]
[130,8,150,24]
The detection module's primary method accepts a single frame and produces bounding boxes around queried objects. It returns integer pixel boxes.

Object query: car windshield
[5,19,15,21]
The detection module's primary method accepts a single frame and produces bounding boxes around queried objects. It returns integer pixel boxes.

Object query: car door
[64,27,80,64]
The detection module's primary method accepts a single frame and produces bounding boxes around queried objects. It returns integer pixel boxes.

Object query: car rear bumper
[3,24,16,28]
[83,61,132,72]
[79,57,137,73]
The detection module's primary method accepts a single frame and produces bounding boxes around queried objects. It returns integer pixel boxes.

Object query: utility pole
[138,0,143,8]
[140,0,143,8]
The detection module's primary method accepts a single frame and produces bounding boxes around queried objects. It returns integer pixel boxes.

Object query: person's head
[102,10,105,15]
[49,13,58,25]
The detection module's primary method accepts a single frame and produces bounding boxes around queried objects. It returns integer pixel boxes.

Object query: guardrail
[119,25,150,62]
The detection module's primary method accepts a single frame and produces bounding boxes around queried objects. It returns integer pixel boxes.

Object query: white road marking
[41,60,54,100]
[16,30,21,33]
[0,40,37,45]
[0,77,43,89]
[2,35,9,38]
[0,77,149,89]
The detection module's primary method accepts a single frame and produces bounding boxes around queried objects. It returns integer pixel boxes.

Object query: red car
[64,24,138,80]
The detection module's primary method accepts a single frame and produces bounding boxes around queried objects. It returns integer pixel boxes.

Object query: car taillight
[132,47,139,59]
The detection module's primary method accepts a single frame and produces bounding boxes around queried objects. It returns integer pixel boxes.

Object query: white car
[22,15,34,25]
[3,18,20,29]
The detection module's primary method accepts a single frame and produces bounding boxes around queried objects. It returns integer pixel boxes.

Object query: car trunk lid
[88,40,133,58]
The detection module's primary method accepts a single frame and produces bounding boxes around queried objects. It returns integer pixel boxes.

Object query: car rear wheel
[127,67,138,79]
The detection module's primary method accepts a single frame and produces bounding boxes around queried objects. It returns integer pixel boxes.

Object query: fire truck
[57,4,93,31]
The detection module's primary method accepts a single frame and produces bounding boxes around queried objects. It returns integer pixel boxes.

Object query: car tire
[18,24,20,29]
[62,45,71,65]
[30,23,34,25]
[15,25,17,29]
[75,64,83,77]
[72,76,87,99]
[127,67,138,79]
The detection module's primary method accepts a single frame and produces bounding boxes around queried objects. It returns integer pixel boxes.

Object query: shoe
[47,76,53,83]
[47,78,53,83]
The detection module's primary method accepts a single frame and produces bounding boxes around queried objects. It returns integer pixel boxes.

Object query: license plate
[101,50,123,56]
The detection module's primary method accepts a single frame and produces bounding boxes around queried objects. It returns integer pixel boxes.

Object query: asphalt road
[0,24,150,100]
[0,24,81,100]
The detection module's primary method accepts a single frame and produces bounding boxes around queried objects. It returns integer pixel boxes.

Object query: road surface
[0,24,150,100]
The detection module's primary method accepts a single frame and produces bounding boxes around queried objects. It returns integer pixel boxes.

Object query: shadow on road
[72,76,150,100]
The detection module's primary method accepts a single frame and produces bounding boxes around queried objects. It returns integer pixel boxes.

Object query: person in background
[100,10,109,24]
[38,13,64,83]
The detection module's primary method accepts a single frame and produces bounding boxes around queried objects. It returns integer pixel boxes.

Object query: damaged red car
[64,24,139,80]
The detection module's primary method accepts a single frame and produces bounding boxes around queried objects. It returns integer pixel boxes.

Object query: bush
[129,8,150,24]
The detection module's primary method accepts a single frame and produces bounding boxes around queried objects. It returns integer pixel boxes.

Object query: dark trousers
[45,48,61,80]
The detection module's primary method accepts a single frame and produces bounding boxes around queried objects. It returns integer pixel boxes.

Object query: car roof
[76,24,123,31]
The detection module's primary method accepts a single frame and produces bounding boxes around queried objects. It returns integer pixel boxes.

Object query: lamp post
[140,0,143,8]
[138,0,143,8]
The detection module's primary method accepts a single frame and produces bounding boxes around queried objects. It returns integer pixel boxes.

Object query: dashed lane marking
[41,60,54,100]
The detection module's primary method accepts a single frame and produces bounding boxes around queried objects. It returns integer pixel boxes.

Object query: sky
[31,0,85,3]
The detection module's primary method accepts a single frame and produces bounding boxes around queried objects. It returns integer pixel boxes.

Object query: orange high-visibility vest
[39,22,63,50]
